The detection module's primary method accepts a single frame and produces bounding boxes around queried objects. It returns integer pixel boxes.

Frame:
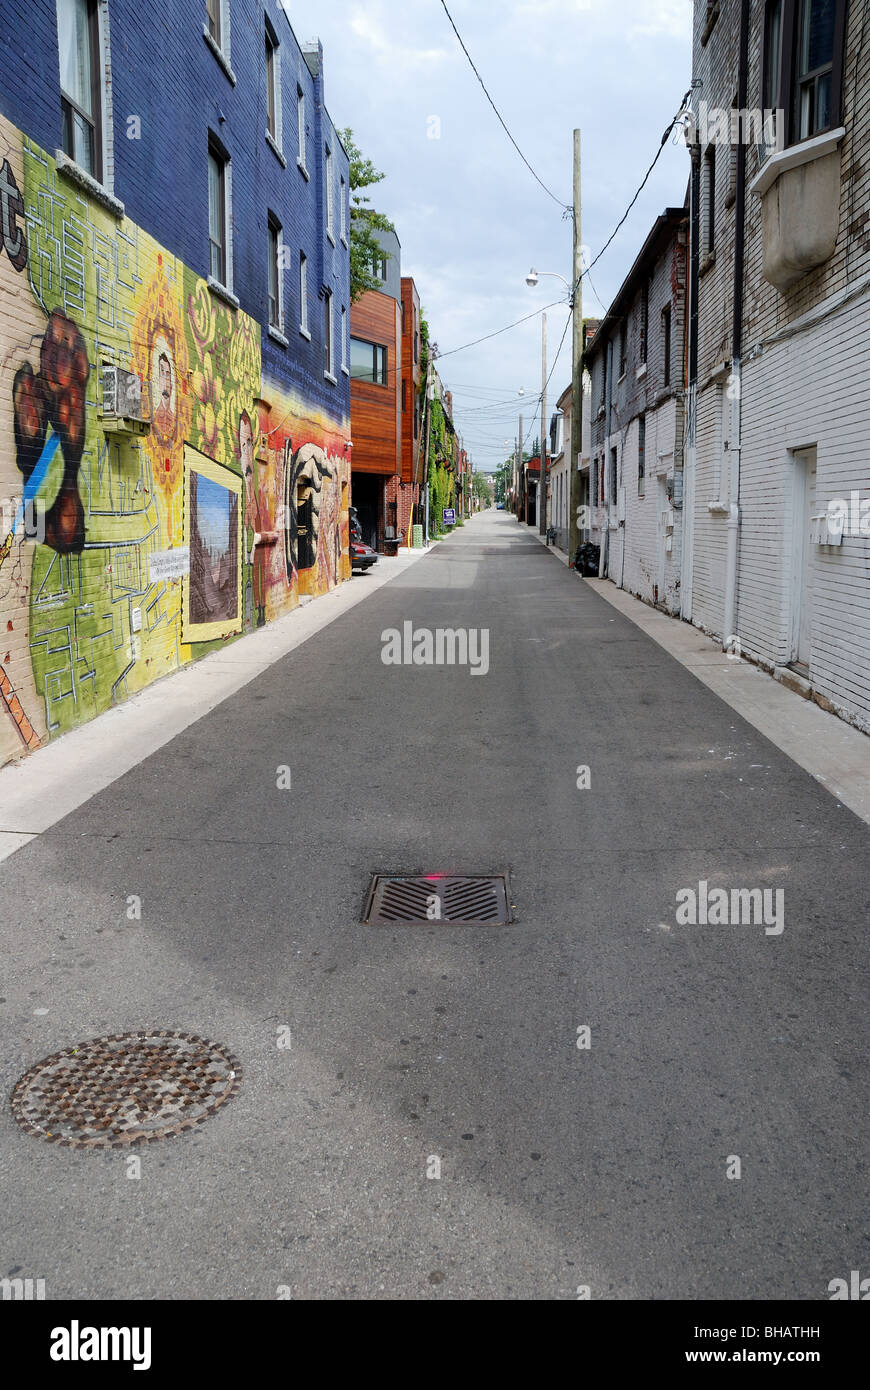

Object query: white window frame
[325,143,335,243]
[267,214,283,334]
[207,137,235,302]
[265,20,282,156]
[341,305,348,374]
[340,174,348,246]
[324,289,336,382]
[205,0,221,44]
[297,85,308,176]
[203,0,235,85]
[55,0,124,215]
[299,250,310,337]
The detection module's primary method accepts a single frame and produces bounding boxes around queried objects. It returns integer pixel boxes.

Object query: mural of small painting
[183,445,241,643]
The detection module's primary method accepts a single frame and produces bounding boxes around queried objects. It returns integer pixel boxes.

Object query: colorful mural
[0,113,350,766]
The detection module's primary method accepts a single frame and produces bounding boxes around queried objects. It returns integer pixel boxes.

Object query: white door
[790,447,817,670]
[657,476,669,602]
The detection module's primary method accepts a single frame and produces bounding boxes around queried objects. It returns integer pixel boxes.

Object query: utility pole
[517,413,523,520]
[538,312,548,534]
[568,129,584,562]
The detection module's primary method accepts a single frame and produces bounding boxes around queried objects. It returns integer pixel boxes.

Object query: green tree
[340,129,395,302]
[472,473,491,508]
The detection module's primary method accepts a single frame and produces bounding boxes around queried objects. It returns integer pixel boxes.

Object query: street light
[526,267,573,303]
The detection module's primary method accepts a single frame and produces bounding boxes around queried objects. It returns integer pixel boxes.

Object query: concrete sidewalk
[528,525,870,829]
[0,546,430,862]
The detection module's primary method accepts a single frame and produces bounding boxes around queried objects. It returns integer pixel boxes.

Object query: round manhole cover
[10,1031,241,1149]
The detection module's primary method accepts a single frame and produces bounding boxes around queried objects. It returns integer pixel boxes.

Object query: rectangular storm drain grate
[363,874,513,926]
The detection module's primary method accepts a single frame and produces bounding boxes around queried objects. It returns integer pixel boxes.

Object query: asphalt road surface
[2,510,868,1299]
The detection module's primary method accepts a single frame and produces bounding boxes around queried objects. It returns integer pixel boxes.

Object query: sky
[284,0,694,472]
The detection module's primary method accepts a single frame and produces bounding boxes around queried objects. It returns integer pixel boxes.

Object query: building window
[640,281,649,365]
[205,0,221,45]
[341,305,348,371]
[267,215,281,330]
[57,0,102,180]
[637,415,646,496]
[764,0,783,110]
[766,0,845,149]
[350,337,388,385]
[340,176,347,243]
[704,145,716,253]
[662,304,672,388]
[618,321,626,378]
[325,144,335,238]
[299,251,308,333]
[796,0,836,139]
[265,24,278,143]
[297,86,306,168]
[371,253,387,281]
[208,138,228,286]
[610,446,618,507]
[324,291,334,377]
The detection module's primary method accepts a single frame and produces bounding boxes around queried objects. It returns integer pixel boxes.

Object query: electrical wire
[439,87,690,372]
[437,298,566,359]
[438,0,570,211]
[573,86,693,296]
[517,310,572,455]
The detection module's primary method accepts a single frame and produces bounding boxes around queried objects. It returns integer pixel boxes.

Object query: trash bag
[573,542,600,577]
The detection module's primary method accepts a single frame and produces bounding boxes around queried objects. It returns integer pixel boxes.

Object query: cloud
[349,6,450,69]
[627,0,692,39]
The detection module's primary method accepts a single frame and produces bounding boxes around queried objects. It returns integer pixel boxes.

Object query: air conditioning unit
[100,365,150,434]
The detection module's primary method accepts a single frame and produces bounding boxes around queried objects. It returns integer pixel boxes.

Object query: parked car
[351,539,378,574]
[496,502,505,510]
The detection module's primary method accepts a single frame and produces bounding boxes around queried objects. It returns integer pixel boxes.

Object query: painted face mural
[12,310,89,553]
[284,442,334,577]
[153,350,174,437]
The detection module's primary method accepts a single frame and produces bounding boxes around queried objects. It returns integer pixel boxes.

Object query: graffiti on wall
[0,112,351,766]
[0,157,27,272]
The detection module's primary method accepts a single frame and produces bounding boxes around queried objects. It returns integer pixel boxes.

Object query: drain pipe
[723,361,741,649]
[599,335,614,579]
[723,0,749,652]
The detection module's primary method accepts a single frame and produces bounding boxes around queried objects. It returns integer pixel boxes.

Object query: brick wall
[688,0,870,732]
[585,215,688,611]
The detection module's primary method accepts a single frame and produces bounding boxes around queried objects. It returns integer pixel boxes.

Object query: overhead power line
[438,0,570,212]
[438,298,566,359]
[575,86,693,295]
[517,310,572,455]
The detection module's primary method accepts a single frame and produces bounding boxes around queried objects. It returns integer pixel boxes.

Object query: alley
[1,509,867,1300]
